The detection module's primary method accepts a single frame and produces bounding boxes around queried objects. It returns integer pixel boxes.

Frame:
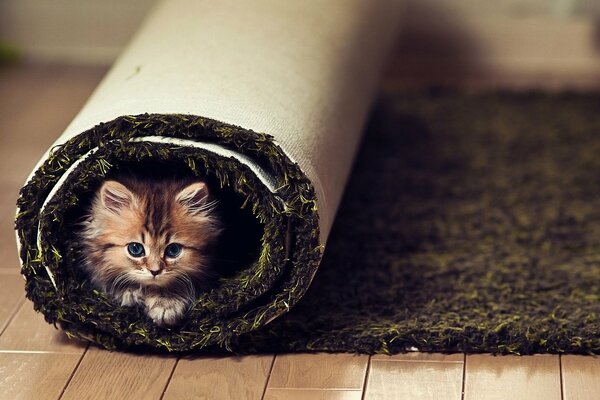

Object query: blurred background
[1,0,600,88]
[0,3,599,400]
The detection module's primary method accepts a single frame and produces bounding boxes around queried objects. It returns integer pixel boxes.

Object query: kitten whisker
[192,267,218,279]
[109,280,119,296]
[110,272,137,295]
[172,273,196,301]
[109,273,126,295]
[190,199,218,214]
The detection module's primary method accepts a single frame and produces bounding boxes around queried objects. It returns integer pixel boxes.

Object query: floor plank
[562,355,600,400]
[0,65,65,186]
[0,64,63,125]
[371,352,464,363]
[464,354,561,400]
[0,217,21,273]
[365,353,464,400]
[264,390,363,400]
[0,61,595,400]
[0,352,83,400]
[0,273,24,333]
[0,302,86,353]
[268,353,369,390]
[0,181,20,218]
[0,64,106,163]
[61,346,177,400]
[0,64,106,273]
[163,355,273,400]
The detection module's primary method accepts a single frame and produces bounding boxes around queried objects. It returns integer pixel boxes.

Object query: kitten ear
[99,181,135,213]
[176,182,210,214]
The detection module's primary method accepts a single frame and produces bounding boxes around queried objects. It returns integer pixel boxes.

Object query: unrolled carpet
[233,90,600,355]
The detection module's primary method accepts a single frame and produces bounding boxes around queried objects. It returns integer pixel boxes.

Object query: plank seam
[260,354,277,400]
[461,353,467,400]
[0,297,25,337]
[559,355,565,400]
[57,342,90,400]
[360,355,372,400]
[159,356,179,400]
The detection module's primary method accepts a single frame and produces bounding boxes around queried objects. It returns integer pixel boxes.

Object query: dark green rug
[231,90,600,355]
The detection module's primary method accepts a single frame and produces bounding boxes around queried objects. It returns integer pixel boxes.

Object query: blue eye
[165,243,182,258]
[127,242,145,257]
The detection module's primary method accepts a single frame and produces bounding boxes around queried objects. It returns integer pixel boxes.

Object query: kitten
[78,176,222,327]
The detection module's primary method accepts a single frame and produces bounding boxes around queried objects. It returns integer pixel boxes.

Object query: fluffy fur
[78,176,221,327]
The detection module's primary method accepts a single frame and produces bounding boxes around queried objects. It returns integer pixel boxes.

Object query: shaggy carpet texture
[232,90,600,355]
[18,90,600,354]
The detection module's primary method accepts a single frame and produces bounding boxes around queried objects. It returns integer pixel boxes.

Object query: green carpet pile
[18,90,600,354]
[234,90,600,355]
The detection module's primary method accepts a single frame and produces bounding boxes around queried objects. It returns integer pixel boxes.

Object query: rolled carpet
[15,0,402,351]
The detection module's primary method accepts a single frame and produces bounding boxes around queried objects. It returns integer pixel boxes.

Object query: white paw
[145,296,188,327]
[119,287,144,307]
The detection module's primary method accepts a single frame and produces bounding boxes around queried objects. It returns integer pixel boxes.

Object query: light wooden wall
[390,0,600,85]
[0,0,158,64]
[1,0,599,84]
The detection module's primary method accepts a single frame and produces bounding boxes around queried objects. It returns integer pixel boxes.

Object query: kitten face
[80,178,221,306]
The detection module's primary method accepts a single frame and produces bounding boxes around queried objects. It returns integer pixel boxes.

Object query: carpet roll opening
[17,115,322,350]
[15,0,402,351]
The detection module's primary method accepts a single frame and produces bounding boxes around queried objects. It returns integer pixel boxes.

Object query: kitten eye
[127,242,145,257]
[164,243,182,258]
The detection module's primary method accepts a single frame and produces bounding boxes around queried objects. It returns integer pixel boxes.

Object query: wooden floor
[1,63,600,400]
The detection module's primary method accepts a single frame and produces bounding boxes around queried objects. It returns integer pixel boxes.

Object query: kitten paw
[145,296,188,327]
[119,287,144,307]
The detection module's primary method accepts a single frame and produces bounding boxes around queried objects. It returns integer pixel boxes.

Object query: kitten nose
[150,269,161,276]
